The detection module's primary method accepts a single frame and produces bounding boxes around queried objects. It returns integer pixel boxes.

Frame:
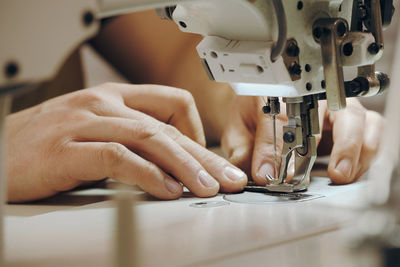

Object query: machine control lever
[313,18,349,111]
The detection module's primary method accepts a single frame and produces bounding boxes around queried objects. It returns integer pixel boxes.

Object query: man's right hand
[7,83,247,202]
[221,96,383,185]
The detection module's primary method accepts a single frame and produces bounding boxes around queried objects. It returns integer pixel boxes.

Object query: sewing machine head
[157,0,394,192]
[0,0,393,194]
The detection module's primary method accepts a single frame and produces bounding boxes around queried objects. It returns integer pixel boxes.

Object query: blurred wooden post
[0,95,12,266]
[113,185,138,267]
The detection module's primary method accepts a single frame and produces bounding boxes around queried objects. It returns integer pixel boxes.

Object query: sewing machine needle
[272,114,278,177]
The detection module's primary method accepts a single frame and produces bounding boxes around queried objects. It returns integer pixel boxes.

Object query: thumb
[221,112,254,177]
[251,111,286,185]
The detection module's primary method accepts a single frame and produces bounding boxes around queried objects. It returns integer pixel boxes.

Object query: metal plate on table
[223,191,324,204]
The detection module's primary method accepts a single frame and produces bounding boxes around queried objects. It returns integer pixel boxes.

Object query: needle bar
[272,114,278,177]
[261,96,280,179]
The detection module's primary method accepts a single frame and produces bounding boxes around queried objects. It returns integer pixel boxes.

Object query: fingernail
[336,158,352,179]
[198,170,218,188]
[164,177,181,194]
[223,166,247,182]
[257,163,275,181]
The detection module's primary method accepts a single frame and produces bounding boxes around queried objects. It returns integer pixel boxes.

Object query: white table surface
[3,168,376,267]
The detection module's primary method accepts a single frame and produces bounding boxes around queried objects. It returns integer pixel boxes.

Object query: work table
[4,171,374,267]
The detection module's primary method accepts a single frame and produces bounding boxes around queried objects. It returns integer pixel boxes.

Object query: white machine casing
[0,0,99,89]
[173,0,383,97]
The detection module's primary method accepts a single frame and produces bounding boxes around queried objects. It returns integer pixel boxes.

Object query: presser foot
[244,152,313,193]
[245,133,317,193]
[244,137,315,193]
[245,181,307,193]
[245,96,319,194]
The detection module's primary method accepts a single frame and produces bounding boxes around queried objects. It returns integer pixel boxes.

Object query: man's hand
[7,83,247,202]
[221,96,383,185]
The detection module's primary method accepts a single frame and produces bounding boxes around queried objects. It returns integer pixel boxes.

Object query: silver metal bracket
[313,18,349,111]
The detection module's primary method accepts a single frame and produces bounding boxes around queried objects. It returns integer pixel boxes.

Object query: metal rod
[270,0,288,62]
[272,114,278,177]
[370,0,384,49]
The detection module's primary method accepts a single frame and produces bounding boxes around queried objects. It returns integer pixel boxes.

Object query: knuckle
[99,82,121,91]
[136,161,158,179]
[63,111,92,124]
[338,137,361,153]
[69,91,105,109]
[100,143,128,177]
[179,156,193,169]
[131,120,159,141]
[175,157,196,175]
[362,111,384,156]
[228,146,252,171]
[128,160,159,186]
[347,99,367,114]
[363,143,378,157]
[175,90,195,112]
[253,143,275,159]
[161,124,182,142]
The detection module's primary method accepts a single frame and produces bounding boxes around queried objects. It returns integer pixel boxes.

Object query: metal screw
[283,131,295,143]
[286,43,300,57]
[321,80,326,89]
[83,11,94,26]
[368,43,380,55]
[262,106,271,114]
[179,21,187,28]
[297,1,303,10]
[336,22,346,37]
[210,51,218,58]
[288,63,302,76]
[376,72,390,95]
[313,27,322,40]
[343,42,354,56]
[349,80,362,95]
[5,62,19,78]
[358,5,367,19]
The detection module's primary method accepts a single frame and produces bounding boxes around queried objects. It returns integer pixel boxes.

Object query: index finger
[100,83,206,146]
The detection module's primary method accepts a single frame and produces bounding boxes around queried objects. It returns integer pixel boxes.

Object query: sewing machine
[0,0,397,266]
[155,0,394,193]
